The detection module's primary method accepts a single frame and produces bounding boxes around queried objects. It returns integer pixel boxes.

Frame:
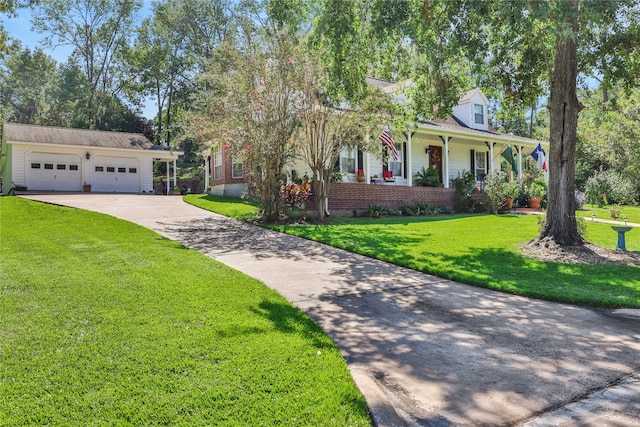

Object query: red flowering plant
[280,180,311,207]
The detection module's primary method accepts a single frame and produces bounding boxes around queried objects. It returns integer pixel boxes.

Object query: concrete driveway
[21,194,640,426]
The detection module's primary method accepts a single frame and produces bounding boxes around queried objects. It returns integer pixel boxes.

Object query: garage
[1,123,181,195]
[26,153,82,191]
[92,156,140,193]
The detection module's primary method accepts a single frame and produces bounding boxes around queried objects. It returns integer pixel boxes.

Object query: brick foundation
[327,183,456,213]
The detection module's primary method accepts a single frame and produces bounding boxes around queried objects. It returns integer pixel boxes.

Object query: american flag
[379,126,399,162]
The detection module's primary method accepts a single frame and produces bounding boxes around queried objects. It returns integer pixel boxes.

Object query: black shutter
[403,142,407,178]
[486,152,489,175]
[357,150,363,171]
[470,150,475,173]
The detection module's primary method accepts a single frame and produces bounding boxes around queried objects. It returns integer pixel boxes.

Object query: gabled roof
[458,88,481,103]
[3,123,155,150]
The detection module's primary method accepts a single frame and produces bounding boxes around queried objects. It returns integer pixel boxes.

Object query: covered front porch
[341,119,547,188]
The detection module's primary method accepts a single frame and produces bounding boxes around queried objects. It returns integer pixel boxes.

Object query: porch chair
[382,170,395,185]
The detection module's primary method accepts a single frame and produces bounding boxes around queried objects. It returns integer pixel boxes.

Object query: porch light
[425,147,431,155]
[85,152,91,160]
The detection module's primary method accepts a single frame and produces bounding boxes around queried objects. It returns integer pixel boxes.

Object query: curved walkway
[22,194,640,426]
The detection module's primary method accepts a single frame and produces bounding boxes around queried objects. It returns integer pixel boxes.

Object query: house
[1,123,181,195]
[204,85,548,211]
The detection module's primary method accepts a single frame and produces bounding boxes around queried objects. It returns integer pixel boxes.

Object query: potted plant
[413,166,441,187]
[528,181,546,209]
[357,169,366,182]
[503,180,520,209]
[83,182,91,192]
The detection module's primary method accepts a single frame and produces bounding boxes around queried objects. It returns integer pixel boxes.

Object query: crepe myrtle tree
[293,48,393,222]
[188,36,300,222]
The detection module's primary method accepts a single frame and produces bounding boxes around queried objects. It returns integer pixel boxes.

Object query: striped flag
[379,126,399,162]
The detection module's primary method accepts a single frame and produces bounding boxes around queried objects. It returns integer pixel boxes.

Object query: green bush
[452,170,477,213]
[483,171,520,214]
[585,170,637,206]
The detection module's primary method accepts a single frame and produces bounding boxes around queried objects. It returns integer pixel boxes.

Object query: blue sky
[2,2,156,118]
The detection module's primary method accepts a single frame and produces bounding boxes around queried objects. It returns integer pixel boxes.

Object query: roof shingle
[3,123,154,150]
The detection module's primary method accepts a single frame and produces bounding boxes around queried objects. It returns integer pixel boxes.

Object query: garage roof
[3,123,156,150]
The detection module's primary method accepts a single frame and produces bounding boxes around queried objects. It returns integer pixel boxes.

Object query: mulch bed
[522,238,640,266]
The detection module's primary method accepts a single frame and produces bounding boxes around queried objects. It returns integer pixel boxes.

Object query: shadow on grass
[250,300,333,350]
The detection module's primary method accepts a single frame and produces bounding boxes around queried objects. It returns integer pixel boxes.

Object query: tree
[0,1,40,56]
[32,0,141,128]
[189,35,301,222]
[293,47,390,222]
[0,46,57,123]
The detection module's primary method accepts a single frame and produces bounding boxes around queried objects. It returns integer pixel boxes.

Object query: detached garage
[1,123,180,195]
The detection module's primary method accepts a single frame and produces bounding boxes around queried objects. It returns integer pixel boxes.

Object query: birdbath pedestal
[611,226,633,251]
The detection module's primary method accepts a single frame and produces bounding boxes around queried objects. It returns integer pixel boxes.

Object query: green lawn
[578,204,640,224]
[0,197,370,426]
[269,214,639,308]
[184,194,260,220]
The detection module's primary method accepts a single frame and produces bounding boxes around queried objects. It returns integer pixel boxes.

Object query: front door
[429,145,443,185]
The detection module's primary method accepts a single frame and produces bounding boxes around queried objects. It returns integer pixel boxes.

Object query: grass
[268,214,640,309]
[578,204,640,224]
[0,197,370,426]
[184,194,260,220]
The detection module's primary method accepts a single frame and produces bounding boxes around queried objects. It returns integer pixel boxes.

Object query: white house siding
[141,157,154,193]
[10,145,27,187]
[452,103,471,128]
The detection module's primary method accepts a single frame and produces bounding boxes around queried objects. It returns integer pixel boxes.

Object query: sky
[2,2,156,119]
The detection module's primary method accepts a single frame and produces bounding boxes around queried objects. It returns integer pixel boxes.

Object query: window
[475,151,487,181]
[69,165,79,171]
[340,147,356,174]
[57,164,66,170]
[106,167,115,173]
[232,156,243,179]
[474,104,484,125]
[118,167,126,173]
[95,166,104,172]
[213,147,223,180]
[44,163,53,170]
[129,168,137,174]
[389,144,403,176]
[31,163,41,169]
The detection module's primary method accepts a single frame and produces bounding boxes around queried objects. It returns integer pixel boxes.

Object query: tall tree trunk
[537,1,583,246]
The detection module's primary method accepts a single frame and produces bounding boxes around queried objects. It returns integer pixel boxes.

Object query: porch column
[488,142,495,173]
[517,145,523,183]
[173,159,177,188]
[406,131,413,186]
[166,161,170,195]
[443,136,450,188]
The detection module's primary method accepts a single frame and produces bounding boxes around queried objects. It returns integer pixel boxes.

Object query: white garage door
[27,153,82,191]
[92,156,140,193]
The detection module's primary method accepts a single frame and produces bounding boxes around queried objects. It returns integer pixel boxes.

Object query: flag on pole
[501,145,518,174]
[379,126,399,162]
[530,143,547,172]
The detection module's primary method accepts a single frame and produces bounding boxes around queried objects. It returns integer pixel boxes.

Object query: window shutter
[486,152,489,173]
[357,150,364,171]
[470,150,475,172]
[403,142,407,178]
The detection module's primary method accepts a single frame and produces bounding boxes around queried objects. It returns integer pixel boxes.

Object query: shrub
[585,170,637,206]
[483,171,520,214]
[452,170,477,213]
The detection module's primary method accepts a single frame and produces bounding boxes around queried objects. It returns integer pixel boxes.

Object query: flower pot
[83,184,91,192]
[357,175,366,183]
[504,197,514,209]
[528,197,541,209]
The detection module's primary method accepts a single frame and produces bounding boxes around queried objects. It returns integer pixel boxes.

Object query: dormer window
[474,104,484,125]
